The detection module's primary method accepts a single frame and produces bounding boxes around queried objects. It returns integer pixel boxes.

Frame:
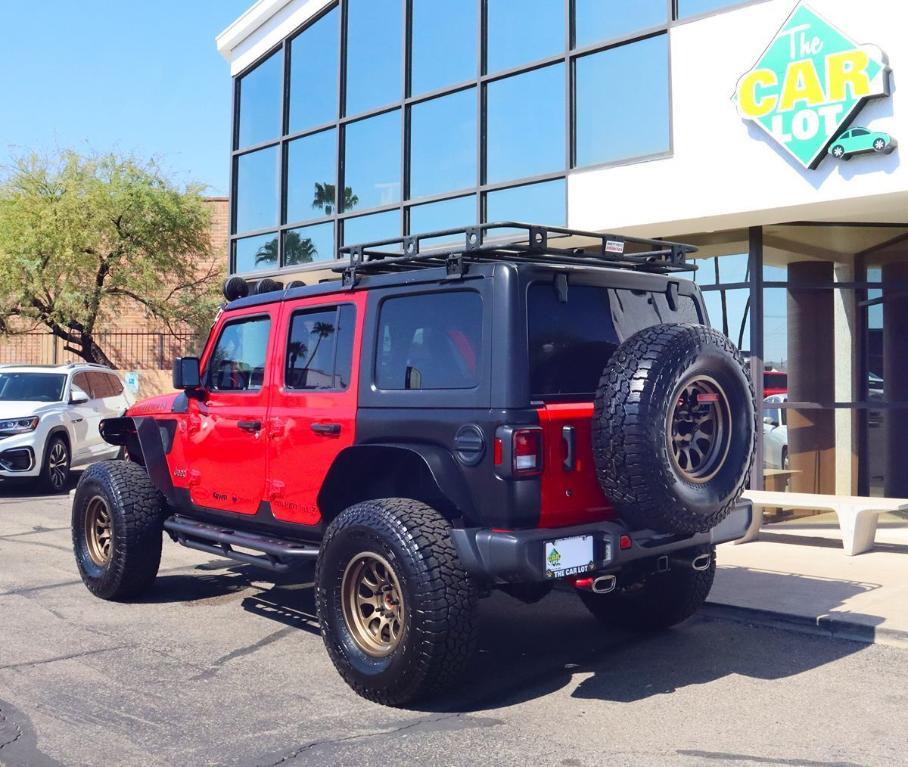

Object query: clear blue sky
[1,1,253,196]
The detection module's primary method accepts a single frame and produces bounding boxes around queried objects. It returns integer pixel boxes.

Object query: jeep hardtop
[71,223,755,706]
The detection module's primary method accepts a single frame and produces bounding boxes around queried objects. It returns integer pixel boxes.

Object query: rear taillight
[495,426,543,478]
[513,428,543,476]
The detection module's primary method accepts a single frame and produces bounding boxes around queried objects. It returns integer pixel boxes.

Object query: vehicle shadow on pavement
[0,472,81,499]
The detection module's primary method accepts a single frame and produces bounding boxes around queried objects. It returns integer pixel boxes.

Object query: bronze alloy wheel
[85,496,113,567]
[341,552,406,658]
[667,374,732,484]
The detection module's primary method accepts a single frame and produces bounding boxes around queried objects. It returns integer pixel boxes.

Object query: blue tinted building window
[411,0,476,96]
[677,0,747,19]
[237,49,283,149]
[286,129,337,224]
[288,7,339,133]
[343,209,402,250]
[345,0,402,116]
[410,195,477,248]
[409,89,476,199]
[485,180,566,227]
[235,146,280,233]
[486,0,564,74]
[235,232,279,273]
[574,0,667,48]
[575,36,670,168]
[284,221,334,265]
[343,110,401,211]
[486,64,565,184]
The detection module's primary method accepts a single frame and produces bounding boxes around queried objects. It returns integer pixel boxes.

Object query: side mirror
[173,357,201,390]
[405,365,422,390]
[70,385,89,405]
[763,416,778,428]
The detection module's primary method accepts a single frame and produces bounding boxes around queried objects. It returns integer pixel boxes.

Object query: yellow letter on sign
[827,49,873,101]
[738,69,778,118]
[779,59,825,111]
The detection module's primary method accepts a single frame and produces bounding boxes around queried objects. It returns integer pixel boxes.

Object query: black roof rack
[335,222,697,284]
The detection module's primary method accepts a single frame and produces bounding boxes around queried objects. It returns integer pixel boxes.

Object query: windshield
[0,372,67,402]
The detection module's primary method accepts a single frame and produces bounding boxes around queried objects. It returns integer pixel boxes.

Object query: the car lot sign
[734,2,890,169]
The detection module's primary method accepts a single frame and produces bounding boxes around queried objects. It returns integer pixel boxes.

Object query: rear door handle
[311,422,341,436]
[237,420,262,433]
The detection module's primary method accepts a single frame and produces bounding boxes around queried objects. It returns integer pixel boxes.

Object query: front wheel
[39,435,70,494]
[873,138,886,152]
[578,548,715,631]
[316,499,478,706]
[72,461,164,600]
[832,145,845,158]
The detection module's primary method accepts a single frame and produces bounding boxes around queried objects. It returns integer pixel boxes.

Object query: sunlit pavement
[1,487,907,767]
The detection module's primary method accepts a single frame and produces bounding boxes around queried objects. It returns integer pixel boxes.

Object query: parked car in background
[763,393,788,471]
[763,369,788,397]
[0,364,134,493]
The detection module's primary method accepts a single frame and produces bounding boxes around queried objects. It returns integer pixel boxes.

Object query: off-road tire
[316,498,478,706]
[593,323,755,535]
[578,547,715,631]
[39,435,70,495]
[72,460,164,600]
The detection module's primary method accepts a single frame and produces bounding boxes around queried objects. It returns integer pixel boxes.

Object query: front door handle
[311,422,341,436]
[237,420,262,433]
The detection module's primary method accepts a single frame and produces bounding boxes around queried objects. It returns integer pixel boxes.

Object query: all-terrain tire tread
[316,498,478,706]
[592,323,755,534]
[72,460,164,600]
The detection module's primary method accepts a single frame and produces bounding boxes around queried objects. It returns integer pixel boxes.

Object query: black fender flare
[99,416,176,506]
[317,443,477,525]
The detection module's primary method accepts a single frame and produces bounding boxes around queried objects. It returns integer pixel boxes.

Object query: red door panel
[537,402,615,528]
[182,308,276,515]
[266,294,365,525]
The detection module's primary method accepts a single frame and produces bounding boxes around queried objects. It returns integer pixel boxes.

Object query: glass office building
[218,0,908,504]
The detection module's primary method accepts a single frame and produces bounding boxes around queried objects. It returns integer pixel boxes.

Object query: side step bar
[163,515,319,572]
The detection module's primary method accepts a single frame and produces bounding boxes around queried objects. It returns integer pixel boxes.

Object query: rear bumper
[451,500,751,583]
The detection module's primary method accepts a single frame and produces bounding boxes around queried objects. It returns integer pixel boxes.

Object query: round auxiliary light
[223,276,249,301]
[255,278,284,295]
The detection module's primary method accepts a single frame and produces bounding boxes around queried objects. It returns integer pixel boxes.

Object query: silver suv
[0,363,134,493]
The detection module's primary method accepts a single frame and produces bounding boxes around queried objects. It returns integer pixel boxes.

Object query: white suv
[0,364,135,494]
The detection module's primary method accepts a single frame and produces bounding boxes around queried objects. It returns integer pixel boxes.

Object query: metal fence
[0,331,200,370]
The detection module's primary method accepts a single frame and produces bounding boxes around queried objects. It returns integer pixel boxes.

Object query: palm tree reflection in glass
[287,321,337,388]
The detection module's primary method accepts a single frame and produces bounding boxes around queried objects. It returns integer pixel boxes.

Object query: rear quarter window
[376,291,482,390]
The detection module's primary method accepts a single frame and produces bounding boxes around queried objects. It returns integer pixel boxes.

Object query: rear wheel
[39,435,70,494]
[316,498,478,706]
[578,548,715,631]
[72,461,164,600]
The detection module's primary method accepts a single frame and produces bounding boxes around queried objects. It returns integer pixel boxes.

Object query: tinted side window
[72,372,94,399]
[376,292,482,390]
[285,305,356,391]
[106,374,124,396]
[528,284,620,397]
[208,316,271,392]
[88,372,114,398]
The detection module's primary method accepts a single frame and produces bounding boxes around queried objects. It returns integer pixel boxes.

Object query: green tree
[0,151,223,365]
[311,182,358,215]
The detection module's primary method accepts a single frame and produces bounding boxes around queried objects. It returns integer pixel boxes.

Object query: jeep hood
[127,393,179,416]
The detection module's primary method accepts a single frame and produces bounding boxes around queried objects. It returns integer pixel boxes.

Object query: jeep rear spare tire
[593,323,755,535]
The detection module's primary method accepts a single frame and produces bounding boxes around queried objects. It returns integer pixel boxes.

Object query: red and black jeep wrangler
[71,223,755,706]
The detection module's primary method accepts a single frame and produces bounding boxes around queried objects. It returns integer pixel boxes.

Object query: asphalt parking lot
[1,480,907,767]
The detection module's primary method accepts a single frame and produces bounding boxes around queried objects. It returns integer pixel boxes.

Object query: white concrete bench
[738,490,908,556]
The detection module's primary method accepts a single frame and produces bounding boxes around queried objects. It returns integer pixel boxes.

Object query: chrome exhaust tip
[592,574,617,594]
[691,553,711,572]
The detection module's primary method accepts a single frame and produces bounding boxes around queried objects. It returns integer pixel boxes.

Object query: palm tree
[311,182,359,215]
[302,322,336,371]
[284,232,318,265]
[254,236,279,266]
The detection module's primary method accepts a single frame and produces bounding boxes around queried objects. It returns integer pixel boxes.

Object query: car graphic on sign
[828,127,897,160]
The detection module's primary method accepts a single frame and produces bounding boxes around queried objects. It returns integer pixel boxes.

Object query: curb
[702,601,908,650]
